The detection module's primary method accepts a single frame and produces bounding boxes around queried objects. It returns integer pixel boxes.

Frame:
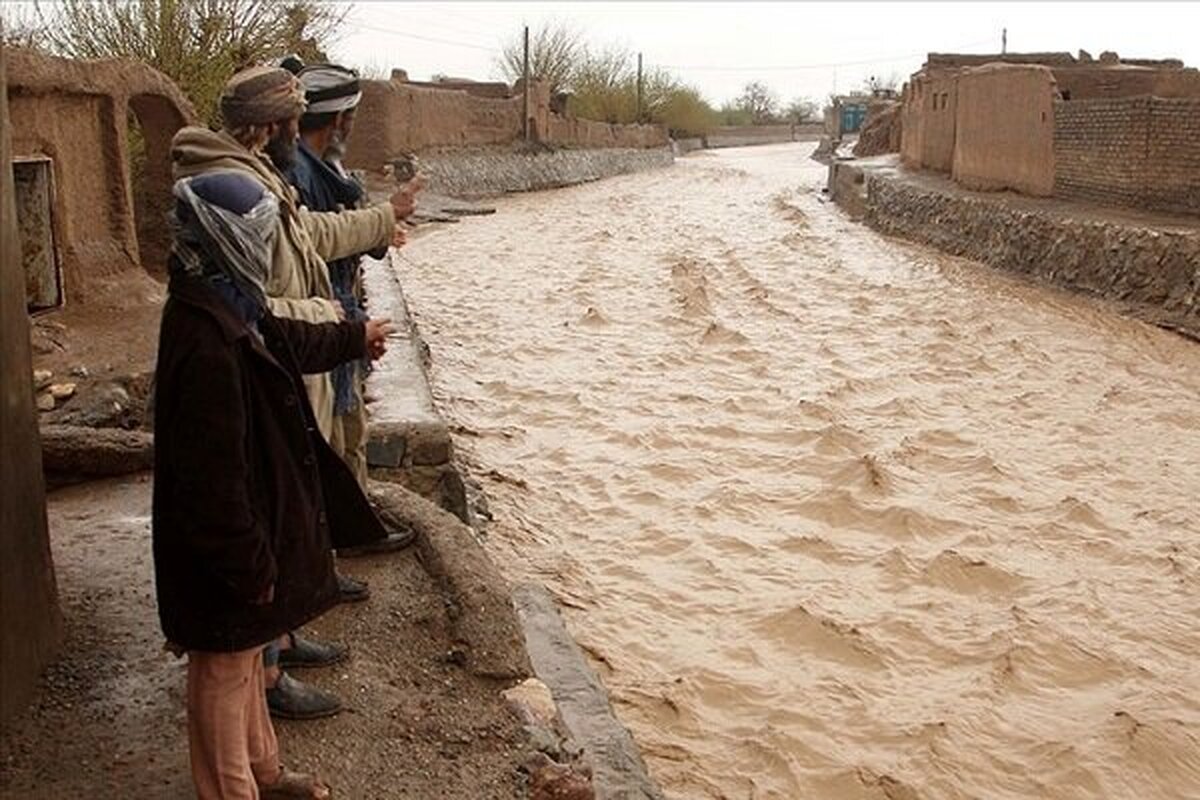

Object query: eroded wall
[953,65,1056,196]
[4,49,193,301]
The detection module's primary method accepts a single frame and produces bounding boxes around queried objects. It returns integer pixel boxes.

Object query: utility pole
[636,52,644,123]
[1002,27,1007,55]
[522,24,530,141]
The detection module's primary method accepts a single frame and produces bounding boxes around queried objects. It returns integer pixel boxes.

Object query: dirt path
[0,477,530,799]
[395,143,1200,800]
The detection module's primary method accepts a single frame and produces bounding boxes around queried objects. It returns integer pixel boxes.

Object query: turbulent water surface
[395,143,1200,799]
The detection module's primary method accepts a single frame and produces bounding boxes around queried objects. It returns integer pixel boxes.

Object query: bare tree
[736,81,779,124]
[33,0,347,123]
[497,21,582,93]
[784,97,819,124]
[0,4,46,49]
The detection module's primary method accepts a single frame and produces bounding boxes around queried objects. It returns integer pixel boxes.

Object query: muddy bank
[829,157,1200,337]
[0,477,536,798]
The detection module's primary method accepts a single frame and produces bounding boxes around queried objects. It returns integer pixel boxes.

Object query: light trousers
[187,647,281,800]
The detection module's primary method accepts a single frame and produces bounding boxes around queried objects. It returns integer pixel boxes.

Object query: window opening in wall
[14,157,63,313]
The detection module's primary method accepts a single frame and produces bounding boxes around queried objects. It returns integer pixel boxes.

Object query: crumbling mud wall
[0,48,62,724]
[852,100,902,157]
[4,49,195,302]
[953,64,1056,196]
[1055,97,1200,217]
[344,76,667,170]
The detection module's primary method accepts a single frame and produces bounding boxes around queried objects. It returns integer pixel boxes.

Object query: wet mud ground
[395,143,1200,799]
[0,477,529,799]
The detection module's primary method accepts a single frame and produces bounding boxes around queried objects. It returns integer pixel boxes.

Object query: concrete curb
[363,251,470,522]
[514,583,666,800]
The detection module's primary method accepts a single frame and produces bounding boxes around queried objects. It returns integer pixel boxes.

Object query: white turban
[298,64,362,114]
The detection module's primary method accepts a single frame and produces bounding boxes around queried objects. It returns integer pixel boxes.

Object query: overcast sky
[329,1,1200,104]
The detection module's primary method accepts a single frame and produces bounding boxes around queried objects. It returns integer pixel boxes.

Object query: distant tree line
[499,23,820,137]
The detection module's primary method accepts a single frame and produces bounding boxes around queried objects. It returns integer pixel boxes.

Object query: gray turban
[298,64,362,114]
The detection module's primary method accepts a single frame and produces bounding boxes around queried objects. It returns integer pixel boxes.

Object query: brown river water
[395,143,1200,799]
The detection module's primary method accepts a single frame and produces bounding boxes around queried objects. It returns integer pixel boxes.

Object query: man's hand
[364,317,395,361]
[392,224,408,249]
[389,175,425,220]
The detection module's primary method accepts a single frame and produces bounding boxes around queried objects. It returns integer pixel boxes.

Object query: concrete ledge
[363,252,470,521]
[829,157,1200,337]
[515,583,665,800]
[417,146,674,198]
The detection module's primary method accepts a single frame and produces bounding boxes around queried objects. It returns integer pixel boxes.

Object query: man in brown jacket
[154,170,392,798]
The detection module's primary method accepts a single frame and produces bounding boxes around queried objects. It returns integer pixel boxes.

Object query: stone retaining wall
[860,171,1199,335]
[416,146,674,198]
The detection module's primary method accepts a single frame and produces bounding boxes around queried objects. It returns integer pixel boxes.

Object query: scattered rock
[46,382,134,429]
[48,382,77,401]
[502,678,558,727]
[36,392,56,412]
[526,753,595,800]
[33,369,53,390]
[69,365,90,378]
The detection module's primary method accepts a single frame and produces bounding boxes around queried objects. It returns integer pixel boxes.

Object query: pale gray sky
[330,1,1200,104]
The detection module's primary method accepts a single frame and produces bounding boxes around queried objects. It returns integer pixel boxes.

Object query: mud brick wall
[1054,97,1200,216]
[345,77,668,170]
[953,64,1056,196]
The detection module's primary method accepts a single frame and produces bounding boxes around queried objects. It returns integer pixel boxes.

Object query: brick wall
[1054,97,1200,216]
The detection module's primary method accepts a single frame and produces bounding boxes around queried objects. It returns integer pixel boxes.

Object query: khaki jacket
[171,127,394,437]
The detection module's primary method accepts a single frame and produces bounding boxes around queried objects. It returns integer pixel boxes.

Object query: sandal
[260,768,332,799]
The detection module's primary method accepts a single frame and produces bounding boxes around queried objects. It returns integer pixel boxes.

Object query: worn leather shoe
[337,528,416,558]
[266,672,343,720]
[277,633,348,670]
[337,572,370,603]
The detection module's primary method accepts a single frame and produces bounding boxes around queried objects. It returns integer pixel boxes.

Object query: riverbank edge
[827,157,1200,339]
[411,145,675,199]
[365,246,666,799]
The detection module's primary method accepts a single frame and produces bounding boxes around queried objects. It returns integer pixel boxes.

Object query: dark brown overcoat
[152,275,386,652]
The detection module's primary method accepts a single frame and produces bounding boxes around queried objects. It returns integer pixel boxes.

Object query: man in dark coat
[153,170,392,799]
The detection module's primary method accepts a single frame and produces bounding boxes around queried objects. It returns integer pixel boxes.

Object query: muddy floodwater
[396,143,1200,799]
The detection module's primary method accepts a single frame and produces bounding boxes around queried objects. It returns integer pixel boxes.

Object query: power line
[652,37,995,72]
[346,21,501,54]
[353,8,500,46]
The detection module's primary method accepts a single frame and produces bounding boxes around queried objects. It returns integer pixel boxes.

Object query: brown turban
[220,65,307,128]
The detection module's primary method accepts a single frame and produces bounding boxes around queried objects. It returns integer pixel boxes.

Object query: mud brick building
[899,51,1200,216]
[5,48,194,307]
